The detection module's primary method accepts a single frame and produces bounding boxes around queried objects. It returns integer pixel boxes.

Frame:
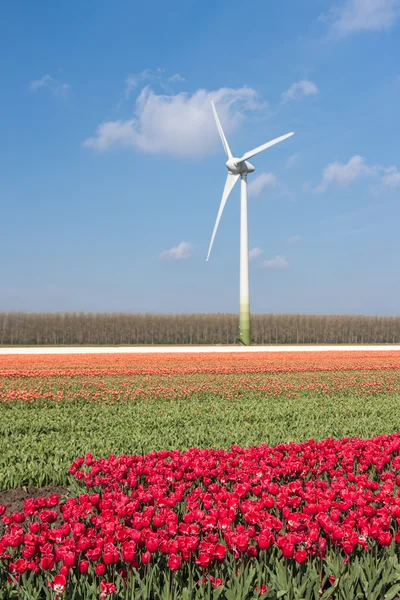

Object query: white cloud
[84,86,266,157]
[262,255,289,269]
[324,0,400,37]
[314,155,377,193]
[248,172,277,197]
[83,119,137,151]
[281,80,318,103]
[286,235,300,245]
[249,247,263,260]
[160,241,192,260]
[29,74,70,96]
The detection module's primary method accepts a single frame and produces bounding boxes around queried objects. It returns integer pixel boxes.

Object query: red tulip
[11,559,28,574]
[282,544,295,559]
[100,581,116,598]
[122,541,137,563]
[145,538,159,553]
[196,552,211,568]
[79,560,89,574]
[255,584,267,596]
[103,543,119,566]
[294,550,307,564]
[47,495,60,507]
[378,532,392,546]
[141,551,152,564]
[29,523,40,534]
[63,551,75,567]
[48,574,67,594]
[95,564,106,576]
[258,533,272,550]
[168,554,182,571]
[60,565,70,577]
[214,544,227,561]
[41,554,55,571]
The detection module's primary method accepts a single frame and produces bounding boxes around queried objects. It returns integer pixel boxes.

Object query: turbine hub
[226,159,255,175]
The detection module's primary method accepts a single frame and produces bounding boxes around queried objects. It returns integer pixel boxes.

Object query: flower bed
[2,350,400,378]
[3,434,400,598]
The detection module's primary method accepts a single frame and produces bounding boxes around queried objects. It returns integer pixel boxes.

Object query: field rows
[1,352,400,489]
[2,351,400,598]
[2,350,400,376]
[3,371,400,403]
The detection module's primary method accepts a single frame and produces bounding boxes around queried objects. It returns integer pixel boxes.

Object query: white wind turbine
[206,99,294,345]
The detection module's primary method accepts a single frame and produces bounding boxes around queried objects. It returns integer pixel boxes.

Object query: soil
[0,485,69,533]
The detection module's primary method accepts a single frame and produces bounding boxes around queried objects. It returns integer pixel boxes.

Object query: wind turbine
[206,99,294,346]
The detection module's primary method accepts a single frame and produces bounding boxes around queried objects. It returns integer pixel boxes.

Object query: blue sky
[1,0,400,315]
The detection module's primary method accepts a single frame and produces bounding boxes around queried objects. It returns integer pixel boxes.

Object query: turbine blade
[206,173,240,261]
[237,132,294,163]
[211,99,233,159]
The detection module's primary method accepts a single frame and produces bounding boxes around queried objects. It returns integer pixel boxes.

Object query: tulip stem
[258,555,263,595]
[168,570,173,600]
[188,558,193,598]
[319,557,323,593]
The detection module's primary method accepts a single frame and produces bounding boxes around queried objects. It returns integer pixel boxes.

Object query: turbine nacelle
[206,98,294,264]
[226,159,255,175]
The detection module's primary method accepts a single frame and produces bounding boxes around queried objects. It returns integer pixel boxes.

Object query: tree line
[1,312,400,345]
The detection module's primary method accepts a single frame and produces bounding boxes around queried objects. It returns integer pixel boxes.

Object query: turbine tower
[206,99,294,346]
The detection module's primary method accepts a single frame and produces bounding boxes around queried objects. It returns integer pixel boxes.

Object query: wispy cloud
[314,155,400,193]
[382,166,400,189]
[286,153,300,168]
[314,155,377,193]
[281,80,318,103]
[29,74,70,97]
[83,86,267,158]
[160,241,193,260]
[286,235,300,245]
[262,255,289,269]
[248,172,277,197]
[122,69,185,103]
[124,69,161,100]
[124,74,140,99]
[249,247,263,260]
[168,73,185,83]
[30,74,53,91]
[248,172,294,201]
[322,0,400,37]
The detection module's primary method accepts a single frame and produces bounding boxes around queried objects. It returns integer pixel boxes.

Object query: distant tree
[0,311,400,346]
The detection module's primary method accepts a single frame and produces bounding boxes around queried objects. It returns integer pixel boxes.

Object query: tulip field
[2,352,400,598]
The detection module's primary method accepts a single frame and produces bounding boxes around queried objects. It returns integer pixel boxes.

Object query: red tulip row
[3,433,400,596]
